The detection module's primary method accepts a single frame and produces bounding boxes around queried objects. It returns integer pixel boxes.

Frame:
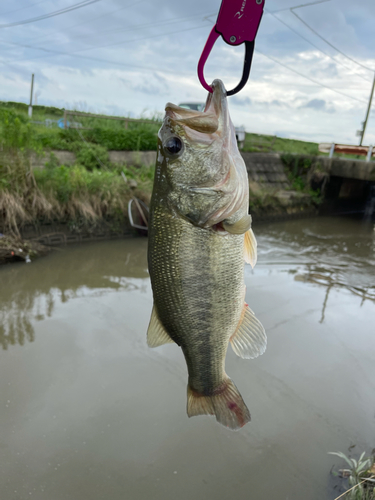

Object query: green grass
[243,133,320,155]
[1,99,371,160]
[0,100,160,152]
[0,99,369,235]
[243,131,374,161]
[0,107,154,235]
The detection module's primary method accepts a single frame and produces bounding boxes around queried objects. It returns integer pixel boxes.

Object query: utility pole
[358,71,375,146]
[28,73,34,118]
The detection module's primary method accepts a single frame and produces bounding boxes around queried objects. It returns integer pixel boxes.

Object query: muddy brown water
[0,216,374,500]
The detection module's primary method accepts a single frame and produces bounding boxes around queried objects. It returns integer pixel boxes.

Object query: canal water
[0,216,374,500]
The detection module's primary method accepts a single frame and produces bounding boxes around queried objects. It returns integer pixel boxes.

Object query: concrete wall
[329,158,375,181]
[241,153,290,189]
[108,150,156,166]
[31,150,156,168]
[19,220,134,246]
[30,149,375,182]
[285,154,375,182]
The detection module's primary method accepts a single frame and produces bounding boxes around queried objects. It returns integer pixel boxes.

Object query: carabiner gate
[198,0,264,96]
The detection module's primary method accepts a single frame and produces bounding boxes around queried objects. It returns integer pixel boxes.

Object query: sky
[0,0,374,145]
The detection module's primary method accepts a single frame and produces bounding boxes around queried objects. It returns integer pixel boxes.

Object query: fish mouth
[204,79,227,116]
[163,79,228,136]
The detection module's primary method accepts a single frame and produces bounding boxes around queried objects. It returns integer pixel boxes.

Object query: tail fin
[187,377,250,430]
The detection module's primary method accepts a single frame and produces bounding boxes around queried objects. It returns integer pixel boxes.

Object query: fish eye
[164,136,183,156]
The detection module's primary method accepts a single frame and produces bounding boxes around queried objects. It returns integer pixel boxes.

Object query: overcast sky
[0,0,374,144]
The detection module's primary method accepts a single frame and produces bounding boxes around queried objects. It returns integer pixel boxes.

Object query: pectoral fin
[147,305,175,348]
[244,228,257,268]
[230,303,267,359]
[222,214,252,235]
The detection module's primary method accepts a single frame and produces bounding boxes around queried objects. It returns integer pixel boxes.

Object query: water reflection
[0,239,149,350]
[293,264,375,323]
[1,218,374,350]
[257,217,375,324]
[0,218,374,500]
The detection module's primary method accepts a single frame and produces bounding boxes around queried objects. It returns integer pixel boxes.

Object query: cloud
[0,0,373,143]
[300,98,336,113]
[231,96,252,107]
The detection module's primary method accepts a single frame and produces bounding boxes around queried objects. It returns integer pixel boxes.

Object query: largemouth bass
[147,79,266,430]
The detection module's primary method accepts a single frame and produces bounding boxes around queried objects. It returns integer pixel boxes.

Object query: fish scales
[149,203,244,395]
[147,79,267,430]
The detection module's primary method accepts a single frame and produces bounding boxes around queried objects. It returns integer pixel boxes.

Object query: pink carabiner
[198,0,265,95]
[197,27,220,93]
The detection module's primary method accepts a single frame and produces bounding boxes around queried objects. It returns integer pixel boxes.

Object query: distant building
[178,102,205,112]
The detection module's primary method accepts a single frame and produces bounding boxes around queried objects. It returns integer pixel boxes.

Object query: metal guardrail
[319,143,374,161]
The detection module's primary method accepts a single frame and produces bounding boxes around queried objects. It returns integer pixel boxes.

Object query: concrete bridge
[241,152,375,218]
[319,156,375,181]
[242,152,375,182]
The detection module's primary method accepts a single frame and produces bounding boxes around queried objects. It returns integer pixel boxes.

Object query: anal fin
[147,305,175,348]
[244,228,257,268]
[230,303,267,359]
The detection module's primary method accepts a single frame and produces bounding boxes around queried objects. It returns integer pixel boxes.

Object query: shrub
[74,143,109,170]
[76,125,158,151]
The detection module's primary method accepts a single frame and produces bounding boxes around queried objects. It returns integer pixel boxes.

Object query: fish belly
[148,205,244,395]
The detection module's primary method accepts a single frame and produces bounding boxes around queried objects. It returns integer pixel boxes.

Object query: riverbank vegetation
[281,153,325,205]
[330,450,375,499]
[1,100,373,159]
[242,132,320,155]
[1,100,324,156]
[0,107,154,236]
[0,100,340,237]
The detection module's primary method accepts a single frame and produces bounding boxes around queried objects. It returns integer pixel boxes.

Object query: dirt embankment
[0,235,51,265]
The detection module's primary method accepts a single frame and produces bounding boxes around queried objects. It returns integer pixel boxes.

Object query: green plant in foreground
[329,451,375,499]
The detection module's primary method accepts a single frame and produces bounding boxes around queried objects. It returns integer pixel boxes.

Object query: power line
[267,10,373,83]
[61,22,212,53]
[255,48,368,104]
[0,44,369,92]
[0,24,211,76]
[270,0,331,14]
[0,0,104,29]
[0,0,50,17]
[0,23,211,64]
[28,11,213,48]
[22,0,147,44]
[0,20,370,102]
[203,1,331,24]
[0,3,370,105]
[291,9,375,72]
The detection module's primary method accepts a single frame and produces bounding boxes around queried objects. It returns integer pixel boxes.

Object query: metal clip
[198,0,265,96]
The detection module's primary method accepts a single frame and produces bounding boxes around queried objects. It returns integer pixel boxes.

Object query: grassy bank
[243,133,320,155]
[0,99,324,156]
[0,108,154,236]
[0,101,160,153]
[1,99,372,159]
[0,101,328,237]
